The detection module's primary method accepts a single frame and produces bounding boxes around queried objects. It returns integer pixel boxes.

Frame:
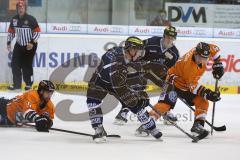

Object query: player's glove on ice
[41,112,53,128]
[212,61,224,80]
[35,115,50,132]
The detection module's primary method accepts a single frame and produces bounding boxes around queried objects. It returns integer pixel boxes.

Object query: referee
[7,0,40,91]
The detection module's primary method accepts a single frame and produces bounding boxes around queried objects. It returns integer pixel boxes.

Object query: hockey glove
[198,86,221,102]
[138,98,149,108]
[142,62,168,79]
[212,61,224,80]
[138,90,149,99]
[41,112,53,128]
[35,115,50,132]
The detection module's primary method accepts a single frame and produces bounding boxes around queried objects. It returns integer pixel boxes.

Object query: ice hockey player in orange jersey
[137,42,224,138]
[0,80,55,132]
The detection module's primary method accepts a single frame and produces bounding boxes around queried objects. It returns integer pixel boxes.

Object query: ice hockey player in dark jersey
[114,26,179,125]
[86,36,169,143]
[142,26,179,68]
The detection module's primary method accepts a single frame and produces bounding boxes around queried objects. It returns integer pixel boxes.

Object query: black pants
[0,97,13,126]
[11,43,37,88]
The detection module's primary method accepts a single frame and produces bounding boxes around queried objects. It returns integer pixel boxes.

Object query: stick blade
[214,125,226,131]
[107,134,121,138]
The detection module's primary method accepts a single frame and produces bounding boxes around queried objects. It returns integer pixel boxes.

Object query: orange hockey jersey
[168,44,220,94]
[6,90,55,124]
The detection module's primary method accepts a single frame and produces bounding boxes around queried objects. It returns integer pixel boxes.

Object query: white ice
[0,91,239,160]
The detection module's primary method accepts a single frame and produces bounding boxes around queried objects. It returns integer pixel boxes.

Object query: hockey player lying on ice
[137,42,224,139]
[0,80,55,132]
[86,36,172,143]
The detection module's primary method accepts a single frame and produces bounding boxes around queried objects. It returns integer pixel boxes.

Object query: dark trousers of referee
[11,43,37,88]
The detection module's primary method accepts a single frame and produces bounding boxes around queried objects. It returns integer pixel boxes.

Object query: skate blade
[191,132,199,137]
[94,136,107,143]
[163,120,175,125]
[191,130,209,141]
[163,119,177,125]
[156,138,164,142]
[135,131,150,137]
[113,119,127,126]
[197,130,209,140]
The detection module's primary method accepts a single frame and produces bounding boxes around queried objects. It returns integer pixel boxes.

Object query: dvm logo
[168,6,206,23]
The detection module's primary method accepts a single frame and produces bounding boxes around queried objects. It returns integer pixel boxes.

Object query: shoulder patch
[165,51,174,59]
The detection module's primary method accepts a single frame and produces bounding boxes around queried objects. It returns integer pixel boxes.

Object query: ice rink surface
[0,91,239,160]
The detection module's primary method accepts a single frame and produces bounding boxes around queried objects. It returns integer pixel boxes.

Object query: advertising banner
[176,27,213,37]
[213,28,240,38]
[129,26,165,36]
[1,21,240,38]
[88,24,129,35]
[213,5,240,28]
[47,23,88,34]
[165,3,240,28]
[165,3,212,27]
[0,33,239,92]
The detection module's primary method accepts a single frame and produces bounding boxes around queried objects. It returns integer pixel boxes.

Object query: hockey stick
[148,104,200,143]
[23,123,121,138]
[179,97,226,132]
[211,79,219,135]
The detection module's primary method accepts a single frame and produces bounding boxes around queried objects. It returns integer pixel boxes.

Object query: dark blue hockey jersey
[142,36,179,69]
[89,47,133,96]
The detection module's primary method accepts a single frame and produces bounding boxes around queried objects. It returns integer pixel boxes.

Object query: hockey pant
[0,97,14,126]
[150,87,209,121]
[11,43,37,88]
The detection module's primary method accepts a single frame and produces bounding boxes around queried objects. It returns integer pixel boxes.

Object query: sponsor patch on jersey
[149,49,157,53]
[13,19,18,26]
[165,51,174,59]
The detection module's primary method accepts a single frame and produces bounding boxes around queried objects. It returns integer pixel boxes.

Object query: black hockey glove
[41,112,53,128]
[138,98,149,108]
[138,90,149,99]
[35,115,50,132]
[198,87,221,102]
[212,61,224,80]
[142,62,168,79]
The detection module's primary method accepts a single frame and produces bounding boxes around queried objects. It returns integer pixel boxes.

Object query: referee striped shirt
[7,14,40,46]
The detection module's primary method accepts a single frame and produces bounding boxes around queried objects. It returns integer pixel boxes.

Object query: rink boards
[0,33,239,93]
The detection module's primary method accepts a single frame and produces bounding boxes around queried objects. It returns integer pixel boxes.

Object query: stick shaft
[211,79,219,135]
